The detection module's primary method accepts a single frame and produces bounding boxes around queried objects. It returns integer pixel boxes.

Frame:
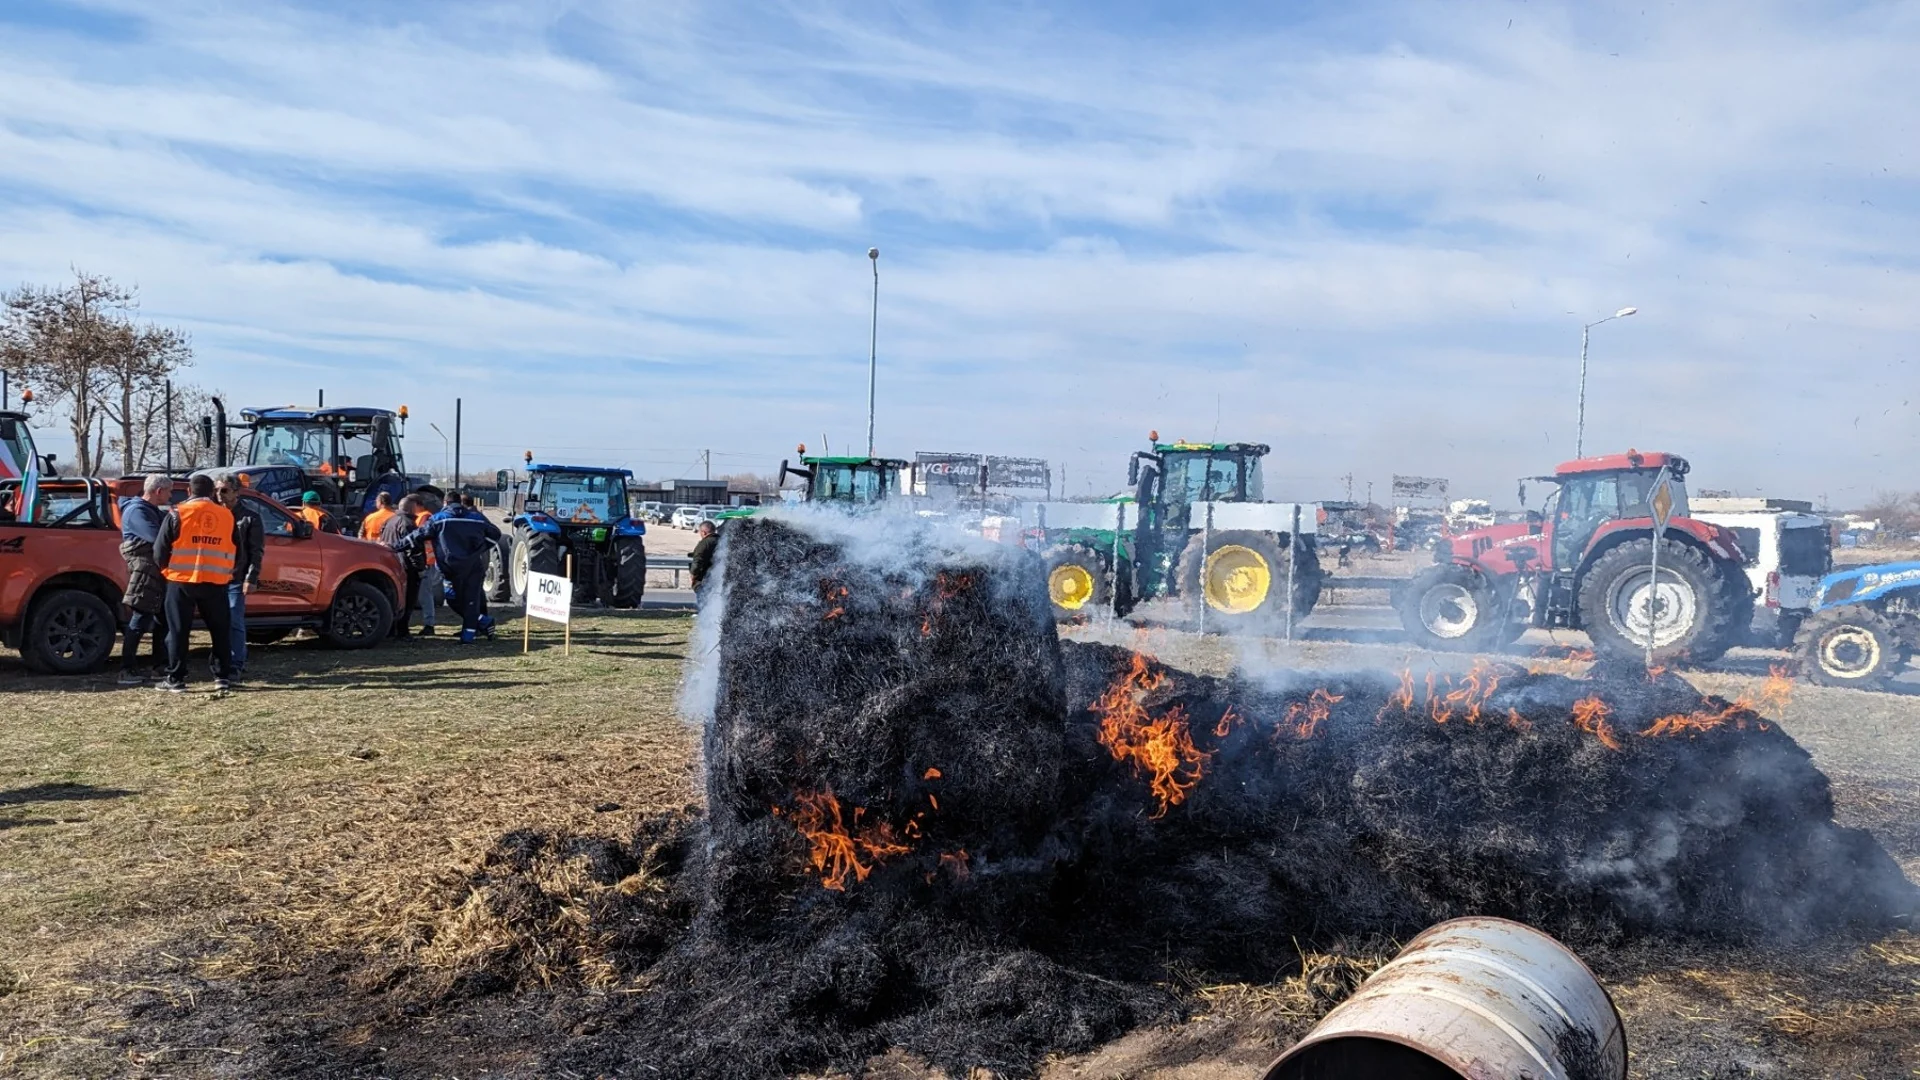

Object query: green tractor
[776,445,912,508]
[1030,435,1324,629]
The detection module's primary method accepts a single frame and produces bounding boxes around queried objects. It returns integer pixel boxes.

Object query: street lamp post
[866,247,879,457]
[428,422,451,482]
[1575,306,1638,458]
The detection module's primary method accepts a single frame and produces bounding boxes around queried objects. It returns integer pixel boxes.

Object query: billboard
[1391,474,1449,501]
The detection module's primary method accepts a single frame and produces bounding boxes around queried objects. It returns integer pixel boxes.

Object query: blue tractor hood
[1813,561,1920,609]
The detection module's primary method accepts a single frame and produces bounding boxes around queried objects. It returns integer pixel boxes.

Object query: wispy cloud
[0,0,1914,498]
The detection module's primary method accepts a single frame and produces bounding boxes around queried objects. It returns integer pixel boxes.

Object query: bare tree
[1859,492,1920,539]
[718,471,781,494]
[105,381,221,472]
[0,270,192,476]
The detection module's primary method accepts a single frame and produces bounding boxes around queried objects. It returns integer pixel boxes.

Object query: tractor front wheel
[1577,538,1738,664]
[1397,564,1511,652]
[1043,546,1109,622]
[1795,606,1906,690]
[483,541,510,602]
[1178,530,1292,630]
[506,538,530,604]
[611,535,647,609]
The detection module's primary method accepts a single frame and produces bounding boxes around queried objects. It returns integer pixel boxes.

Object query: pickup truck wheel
[23,588,118,675]
[323,580,394,649]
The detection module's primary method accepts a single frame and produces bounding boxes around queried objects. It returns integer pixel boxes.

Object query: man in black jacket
[689,520,719,601]
[218,480,265,679]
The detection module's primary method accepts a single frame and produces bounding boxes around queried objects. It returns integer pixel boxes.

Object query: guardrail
[648,555,693,588]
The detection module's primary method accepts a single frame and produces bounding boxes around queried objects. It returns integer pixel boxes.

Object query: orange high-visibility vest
[162,498,237,585]
[361,507,396,540]
[299,505,332,532]
[414,508,435,565]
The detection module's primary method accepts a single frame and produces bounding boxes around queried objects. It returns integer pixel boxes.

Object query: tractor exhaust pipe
[1262,917,1625,1080]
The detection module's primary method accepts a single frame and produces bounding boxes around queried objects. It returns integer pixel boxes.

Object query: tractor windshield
[0,415,34,483]
[537,473,627,523]
[812,463,895,505]
[1161,452,1264,504]
[1551,468,1690,566]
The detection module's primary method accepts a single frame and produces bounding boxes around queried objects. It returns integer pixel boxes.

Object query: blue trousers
[228,582,248,672]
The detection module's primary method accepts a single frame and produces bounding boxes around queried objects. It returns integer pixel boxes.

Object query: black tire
[526,530,564,577]
[1576,538,1741,664]
[322,579,394,649]
[1397,564,1509,652]
[246,627,293,646]
[1043,545,1109,622]
[483,540,511,602]
[1290,536,1325,618]
[1176,530,1296,629]
[1794,606,1906,690]
[22,588,118,675]
[611,535,647,609]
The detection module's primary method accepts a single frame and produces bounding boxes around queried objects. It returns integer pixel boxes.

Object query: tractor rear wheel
[1178,530,1293,629]
[1794,606,1906,690]
[483,541,510,602]
[1577,538,1740,664]
[1397,564,1510,652]
[611,535,647,609]
[1043,546,1109,622]
[526,531,564,579]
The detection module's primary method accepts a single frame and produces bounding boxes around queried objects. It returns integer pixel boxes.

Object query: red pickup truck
[1,475,408,674]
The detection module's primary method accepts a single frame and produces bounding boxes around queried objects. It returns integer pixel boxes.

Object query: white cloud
[0,0,1914,501]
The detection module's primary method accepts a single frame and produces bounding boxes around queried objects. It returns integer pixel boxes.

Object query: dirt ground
[3,602,1918,1078]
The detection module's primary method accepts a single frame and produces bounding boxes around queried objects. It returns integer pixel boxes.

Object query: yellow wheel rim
[1049,563,1097,610]
[1202,545,1272,614]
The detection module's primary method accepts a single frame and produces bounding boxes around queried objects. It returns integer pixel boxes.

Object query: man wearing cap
[297,491,337,534]
[154,473,239,693]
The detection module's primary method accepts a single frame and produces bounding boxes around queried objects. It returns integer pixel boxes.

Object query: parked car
[1691,498,1833,647]
[670,505,704,529]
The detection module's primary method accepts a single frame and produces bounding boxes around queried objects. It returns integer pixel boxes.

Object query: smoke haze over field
[1,1,1917,501]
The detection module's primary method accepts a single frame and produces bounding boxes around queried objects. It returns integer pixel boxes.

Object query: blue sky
[0,0,1915,504]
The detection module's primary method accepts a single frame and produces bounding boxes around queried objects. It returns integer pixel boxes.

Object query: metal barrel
[1262,917,1626,1080]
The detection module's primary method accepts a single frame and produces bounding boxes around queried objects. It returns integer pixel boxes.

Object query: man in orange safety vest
[154,473,239,693]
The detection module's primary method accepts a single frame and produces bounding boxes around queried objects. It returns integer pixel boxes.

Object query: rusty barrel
[1262,917,1626,1080]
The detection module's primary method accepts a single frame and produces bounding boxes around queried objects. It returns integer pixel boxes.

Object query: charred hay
[484,514,1918,1079]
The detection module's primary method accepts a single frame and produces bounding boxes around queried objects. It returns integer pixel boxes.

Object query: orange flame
[1570,696,1623,751]
[1378,669,1416,720]
[781,788,911,891]
[1425,661,1503,724]
[922,767,942,780]
[821,581,850,621]
[1505,707,1533,733]
[1093,652,1212,817]
[1758,664,1794,715]
[1282,688,1346,740]
[1640,698,1752,739]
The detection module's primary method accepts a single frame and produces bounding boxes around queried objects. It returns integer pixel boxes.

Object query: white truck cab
[1691,497,1832,647]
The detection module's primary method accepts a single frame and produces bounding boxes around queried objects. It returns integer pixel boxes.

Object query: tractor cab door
[1548,473,1627,571]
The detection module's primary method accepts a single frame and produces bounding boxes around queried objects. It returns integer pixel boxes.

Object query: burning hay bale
[518,513,1917,1079]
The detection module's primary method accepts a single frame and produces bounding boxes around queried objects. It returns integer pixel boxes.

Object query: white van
[1691,498,1833,647]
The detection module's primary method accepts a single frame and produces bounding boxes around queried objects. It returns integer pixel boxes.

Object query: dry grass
[0,609,698,1077]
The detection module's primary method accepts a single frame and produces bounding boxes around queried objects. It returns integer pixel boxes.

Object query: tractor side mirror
[41,454,57,476]
[198,416,213,449]
[1517,480,1528,507]
[1127,455,1140,486]
[777,459,790,488]
[495,469,510,491]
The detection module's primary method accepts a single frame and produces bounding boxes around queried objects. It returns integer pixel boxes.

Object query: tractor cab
[1130,439,1268,522]
[521,464,636,527]
[0,410,45,524]
[233,406,408,528]
[778,446,911,508]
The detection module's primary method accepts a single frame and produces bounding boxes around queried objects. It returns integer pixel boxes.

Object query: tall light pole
[428,422,450,481]
[1575,306,1638,458]
[866,246,879,457]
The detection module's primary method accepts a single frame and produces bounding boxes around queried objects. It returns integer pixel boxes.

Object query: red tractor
[1397,451,1753,663]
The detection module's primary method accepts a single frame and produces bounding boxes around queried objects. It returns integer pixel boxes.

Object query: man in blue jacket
[116,474,172,683]
[391,497,501,642]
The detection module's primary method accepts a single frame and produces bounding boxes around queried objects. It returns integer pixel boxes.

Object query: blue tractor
[1793,561,1920,690]
[485,463,647,609]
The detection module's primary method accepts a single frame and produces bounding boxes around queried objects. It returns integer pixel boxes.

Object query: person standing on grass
[690,520,719,598]
[116,474,173,684]
[392,496,499,643]
[154,473,238,693]
[381,495,427,636]
[359,490,397,541]
[218,480,264,678]
[412,493,441,634]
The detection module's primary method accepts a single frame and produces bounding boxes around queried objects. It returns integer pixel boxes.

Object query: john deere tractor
[487,462,646,608]
[777,446,912,508]
[1029,435,1324,629]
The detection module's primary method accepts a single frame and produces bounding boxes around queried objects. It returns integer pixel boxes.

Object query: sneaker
[458,629,477,644]
[117,669,148,686]
[419,625,435,636]
[156,679,187,694]
[214,678,233,693]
